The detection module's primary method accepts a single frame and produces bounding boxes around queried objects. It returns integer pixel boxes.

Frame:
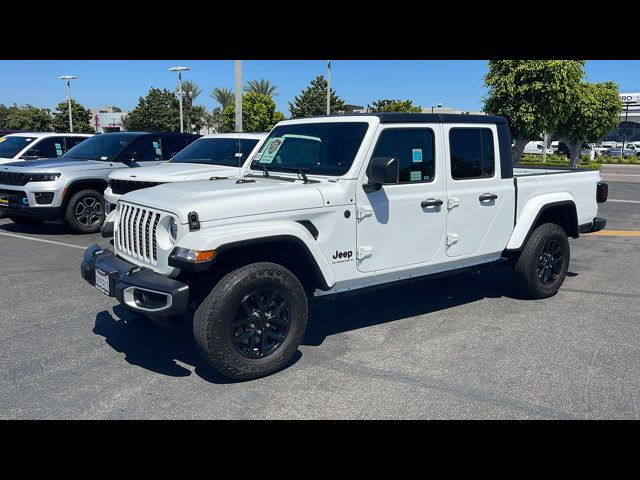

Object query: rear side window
[27,137,66,158]
[163,135,188,158]
[120,136,163,161]
[371,128,435,183]
[65,136,89,150]
[449,128,495,180]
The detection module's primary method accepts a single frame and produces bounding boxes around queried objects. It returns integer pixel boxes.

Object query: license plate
[0,195,8,207]
[95,268,111,296]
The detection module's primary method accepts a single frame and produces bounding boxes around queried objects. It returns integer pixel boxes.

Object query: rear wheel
[8,216,43,227]
[64,189,105,234]
[193,262,308,380]
[513,223,570,299]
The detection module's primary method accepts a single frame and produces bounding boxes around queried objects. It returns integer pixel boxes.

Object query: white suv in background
[0,132,92,164]
[103,132,267,214]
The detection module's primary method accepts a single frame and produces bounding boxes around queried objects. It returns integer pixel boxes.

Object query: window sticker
[153,141,162,156]
[410,171,422,181]
[412,148,423,162]
[55,143,63,156]
[100,156,108,160]
[259,137,284,164]
[253,152,262,161]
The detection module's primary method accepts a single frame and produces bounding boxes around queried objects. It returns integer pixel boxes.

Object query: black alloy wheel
[537,238,564,285]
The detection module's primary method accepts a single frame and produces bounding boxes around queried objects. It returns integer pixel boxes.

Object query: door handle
[479,193,498,201]
[421,198,443,208]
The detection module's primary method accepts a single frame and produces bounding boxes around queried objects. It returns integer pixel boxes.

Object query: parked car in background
[0,132,93,165]
[623,143,640,157]
[591,144,609,157]
[103,133,267,214]
[0,131,199,232]
[550,141,597,160]
[523,141,554,155]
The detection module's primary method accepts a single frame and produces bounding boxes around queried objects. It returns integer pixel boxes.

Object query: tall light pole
[59,75,77,132]
[235,60,242,132]
[326,60,331,115]
[169,66,191,133]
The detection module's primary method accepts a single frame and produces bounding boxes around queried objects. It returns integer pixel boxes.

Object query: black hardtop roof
[302,112,508,125]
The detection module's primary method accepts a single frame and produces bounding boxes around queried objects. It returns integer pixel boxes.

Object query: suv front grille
[0,172,30,186]
[111,179,163,195]
[116,203,167,264]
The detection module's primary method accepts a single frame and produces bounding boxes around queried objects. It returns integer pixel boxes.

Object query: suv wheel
[194,262,308,380]
[64,189,105,234]
[513,222,570,299]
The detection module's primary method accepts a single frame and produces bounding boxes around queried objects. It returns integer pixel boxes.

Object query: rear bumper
[579,217,607,234]
[81,244,189,316]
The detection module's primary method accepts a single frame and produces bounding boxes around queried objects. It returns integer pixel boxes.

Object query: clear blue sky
[1,60,639,115]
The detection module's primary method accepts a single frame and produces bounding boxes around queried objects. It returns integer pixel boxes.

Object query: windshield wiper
[279,166,310,184]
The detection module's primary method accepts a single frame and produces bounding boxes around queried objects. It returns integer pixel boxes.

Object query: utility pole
[542,131,548,163]
[169,66,191,133]
[59,75,77,132]
[235,60,242,132]
[326,60,331,115]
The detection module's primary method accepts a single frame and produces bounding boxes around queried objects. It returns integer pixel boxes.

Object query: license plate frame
[95,268,112,296]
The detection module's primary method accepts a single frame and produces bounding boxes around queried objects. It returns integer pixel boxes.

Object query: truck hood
[0,157,114,174]
[109,162,243,182]
[120,176,325,223]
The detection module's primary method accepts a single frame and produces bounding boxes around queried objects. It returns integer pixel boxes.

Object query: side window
[65,136,89,152]
[120,136,163,161]
[25,137,65,158]
[449,128,495,180]
[371,128,435,183]
[163,135,187,159]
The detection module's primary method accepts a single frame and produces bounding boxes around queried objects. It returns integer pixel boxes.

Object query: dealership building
[604,92,640,143]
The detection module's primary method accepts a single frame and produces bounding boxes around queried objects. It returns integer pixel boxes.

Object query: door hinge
[447,197,460,210]
[446,234,459,247]
[356,206,373,220]
[357,246,373,260]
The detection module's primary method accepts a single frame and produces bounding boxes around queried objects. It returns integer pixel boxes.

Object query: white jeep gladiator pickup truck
[80,113,608,380]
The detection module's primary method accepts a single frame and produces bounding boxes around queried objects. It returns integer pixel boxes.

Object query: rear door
[444,124,513,257]
[118,135,165,165]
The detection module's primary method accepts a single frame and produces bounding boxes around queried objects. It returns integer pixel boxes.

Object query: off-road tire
[514,222,570,299]
[64,189,105,234]
[194,262,308,380]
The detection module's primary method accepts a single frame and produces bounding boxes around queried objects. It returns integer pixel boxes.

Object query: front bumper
[579,217,607,234]
[81,244,189,316]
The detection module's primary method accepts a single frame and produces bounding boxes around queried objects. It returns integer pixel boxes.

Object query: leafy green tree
[2,104,52,131]
[555,81,622,167]
[222,92,285,132]
[484,60,585,163]
[289,75,346,118]
[210,87,234,110]
[122,88,180,132]
[245,79,278,97]
[52,99,93,133]
[0,104,8,127]
[368,99,421,113]
[178,80,204,133]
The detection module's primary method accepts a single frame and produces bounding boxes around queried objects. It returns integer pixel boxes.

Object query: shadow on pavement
[0,219,69,236]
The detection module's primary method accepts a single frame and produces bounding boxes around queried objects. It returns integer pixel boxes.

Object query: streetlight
[326,60,331,115]
[59,75,77,132]
[234,60,242,132]
[169,66,191,133]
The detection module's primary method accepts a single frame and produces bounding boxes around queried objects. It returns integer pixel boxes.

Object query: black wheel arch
[62,179,108,208]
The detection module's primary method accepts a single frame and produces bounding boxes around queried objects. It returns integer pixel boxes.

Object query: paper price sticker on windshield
[412,149,423,162]
[259,137,284,164]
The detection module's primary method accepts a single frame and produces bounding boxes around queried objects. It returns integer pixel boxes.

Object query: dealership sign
[620,93,640,104]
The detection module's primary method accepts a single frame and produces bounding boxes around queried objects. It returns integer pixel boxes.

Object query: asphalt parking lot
[1,164,639,419]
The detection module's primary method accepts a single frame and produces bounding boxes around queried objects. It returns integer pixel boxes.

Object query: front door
[356,125,446,272]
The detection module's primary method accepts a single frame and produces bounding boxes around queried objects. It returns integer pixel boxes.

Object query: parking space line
[585,230,640,237]
[0,231,87,250]
[602,173,640,177]
[607,199,640,204]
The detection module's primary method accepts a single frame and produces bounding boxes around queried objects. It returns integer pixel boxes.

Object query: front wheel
[64,189,105,234]
[193,262,308,380]
[513,223,570,299]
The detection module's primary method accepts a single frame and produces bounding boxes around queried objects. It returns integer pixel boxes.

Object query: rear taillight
[597,182,608,203]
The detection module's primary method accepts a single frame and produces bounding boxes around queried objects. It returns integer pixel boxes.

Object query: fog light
[34,192,55,205]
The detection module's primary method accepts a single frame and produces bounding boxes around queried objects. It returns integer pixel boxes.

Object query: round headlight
[169,217,178,243]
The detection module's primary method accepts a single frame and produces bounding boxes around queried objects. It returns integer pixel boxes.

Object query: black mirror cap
[369,157,399,185]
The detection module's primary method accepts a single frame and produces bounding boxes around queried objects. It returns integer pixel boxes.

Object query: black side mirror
[364,157,399,192]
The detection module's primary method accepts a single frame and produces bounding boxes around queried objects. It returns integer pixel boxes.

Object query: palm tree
[245,79,278,97]
[210,87,234,110]
[180,80,202,102]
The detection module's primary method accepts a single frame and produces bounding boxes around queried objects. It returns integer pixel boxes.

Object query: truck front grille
[116,203,166,264]
[0,172,30,186]
[111,179,163,195]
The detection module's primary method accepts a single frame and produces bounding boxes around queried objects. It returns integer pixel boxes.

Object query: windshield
[0,136,37,158]
[63,134,135,161]
[250,122,369,176]
[170,137,259,166]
